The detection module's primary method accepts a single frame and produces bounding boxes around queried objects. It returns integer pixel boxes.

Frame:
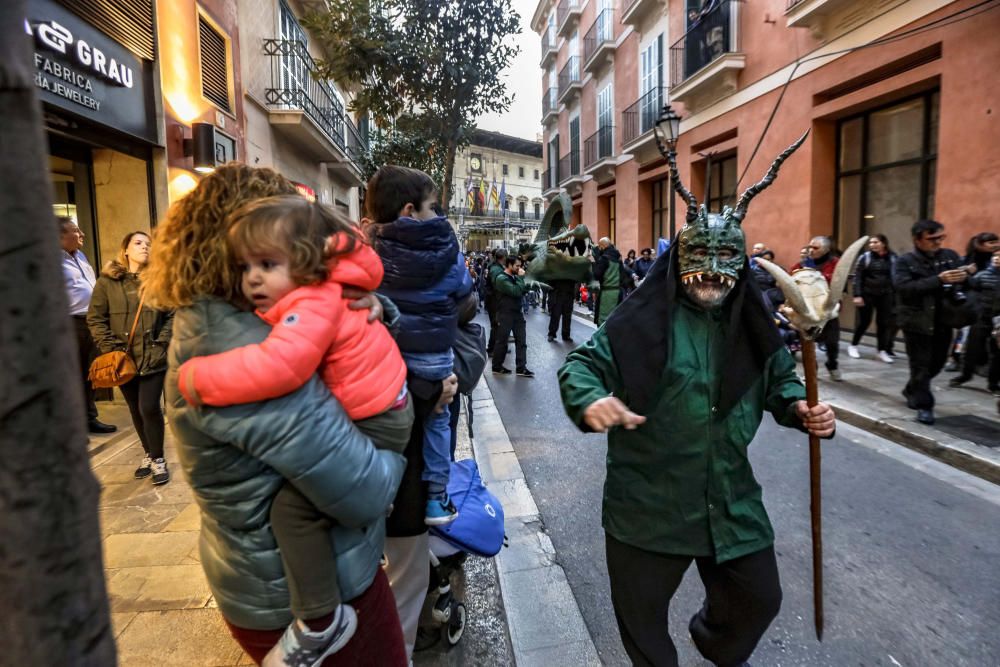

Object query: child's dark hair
[364,165,438,224]
[228,195,363,286]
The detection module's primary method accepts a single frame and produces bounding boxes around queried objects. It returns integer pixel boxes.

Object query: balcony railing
[558,150,581,184]
[541,28,557,66]
[669,0,740,88]
[557,0,582,36]
[542,87,559,123]
[584,125,614,168]
[263,39,367,161]
[558,56,581,101]
[621,87,663,146]
[583,9,615,72]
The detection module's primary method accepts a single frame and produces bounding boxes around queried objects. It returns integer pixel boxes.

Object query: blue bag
[430,458,505,557]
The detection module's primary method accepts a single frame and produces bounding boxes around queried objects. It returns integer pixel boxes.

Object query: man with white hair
[792,236,843,381]
[593,237,624,326]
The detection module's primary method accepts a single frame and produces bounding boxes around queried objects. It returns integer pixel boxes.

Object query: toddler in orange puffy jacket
[177,195,411,666]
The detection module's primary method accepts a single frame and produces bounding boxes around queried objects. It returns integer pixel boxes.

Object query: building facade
[532,0,999,275]
[32,0,366,271]
[449,129,544,251]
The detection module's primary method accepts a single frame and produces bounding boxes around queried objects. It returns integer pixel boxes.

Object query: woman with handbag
[87,231,173,484]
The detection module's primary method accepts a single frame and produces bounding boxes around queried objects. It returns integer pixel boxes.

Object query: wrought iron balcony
[557,0,582,38]
[263,39,367,174]
[668,1,744,111]
[541,28,558,67]
[558,56,582,104]
[542,87,559,125]
[584,125,614,168]
[583,9,615,75]
[621,87,663,147]
[541,168,558,195]
[558,150,582,187]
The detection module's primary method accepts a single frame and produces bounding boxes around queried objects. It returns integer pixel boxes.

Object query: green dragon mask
[522,192,596,287]
[668,131,809,291]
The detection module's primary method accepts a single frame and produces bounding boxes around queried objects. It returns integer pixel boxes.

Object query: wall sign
[27,0,157,144]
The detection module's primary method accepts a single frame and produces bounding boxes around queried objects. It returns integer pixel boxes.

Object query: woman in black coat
[848,234,897,363]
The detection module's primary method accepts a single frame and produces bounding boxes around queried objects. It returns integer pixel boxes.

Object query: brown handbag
[88,293,145,389]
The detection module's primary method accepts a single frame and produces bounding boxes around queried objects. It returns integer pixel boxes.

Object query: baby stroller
[419,458,506,649]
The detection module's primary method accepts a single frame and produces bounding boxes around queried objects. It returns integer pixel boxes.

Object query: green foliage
[303,0,521,203]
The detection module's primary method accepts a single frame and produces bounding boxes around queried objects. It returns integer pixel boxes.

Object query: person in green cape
[558,134,836,667]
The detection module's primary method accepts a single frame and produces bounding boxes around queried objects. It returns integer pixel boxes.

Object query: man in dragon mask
[558,133,836,667]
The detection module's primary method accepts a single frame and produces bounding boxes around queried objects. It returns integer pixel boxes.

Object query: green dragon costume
[521,192,596,287]
[557,132,816,667]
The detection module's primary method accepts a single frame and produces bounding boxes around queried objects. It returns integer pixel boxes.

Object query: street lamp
[654,104,682,240]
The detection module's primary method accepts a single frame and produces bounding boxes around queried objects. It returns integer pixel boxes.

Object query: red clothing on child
[178,236,407,420]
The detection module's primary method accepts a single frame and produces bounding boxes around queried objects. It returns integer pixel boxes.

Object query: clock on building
[470,154,483,173]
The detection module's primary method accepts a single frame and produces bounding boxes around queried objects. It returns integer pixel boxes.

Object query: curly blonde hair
[143,163,297,308]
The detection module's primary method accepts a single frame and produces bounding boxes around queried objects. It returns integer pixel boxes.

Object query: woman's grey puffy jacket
[164,297,405,631]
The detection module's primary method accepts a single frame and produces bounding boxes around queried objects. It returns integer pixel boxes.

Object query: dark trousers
[903,324,953,409]
[271,401,414,618]
[818,316,840,370]
[960,319,1000,388]
[606,535,781,667]
[547,286,574,339]
[485,295,499,352]
[493,309,526,370]
[72,315,98,422]
[119,371,166,459]
[851,292,896,353]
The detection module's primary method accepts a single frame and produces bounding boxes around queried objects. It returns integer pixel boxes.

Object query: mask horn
[755,257,811,319]
[666,148,699,224]
[824,235,870,315]
[732,130,810,222]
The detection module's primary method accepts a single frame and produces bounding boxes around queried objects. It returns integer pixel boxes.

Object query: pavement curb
[468,377,601,667]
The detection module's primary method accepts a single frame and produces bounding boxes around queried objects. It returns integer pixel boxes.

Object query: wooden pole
[800,338,824,641]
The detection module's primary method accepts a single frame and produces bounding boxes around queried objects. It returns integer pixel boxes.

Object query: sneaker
[134,455,153,479]
[828,368,843,382]
[944,360,959,373]
[562,336,575,343]
[88,420,117,434]
[262,605,358,667]
[847,345,860,359]
[425,494,459,526]
[516,368,535,378]
[547,336,557,342]
[949,375,971,387]
[878,350,895,364]
[492,366,512,375]
[150,458,170,486]
[917,409,935,425]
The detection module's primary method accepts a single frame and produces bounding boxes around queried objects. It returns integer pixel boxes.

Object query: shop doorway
[49,143,100,266]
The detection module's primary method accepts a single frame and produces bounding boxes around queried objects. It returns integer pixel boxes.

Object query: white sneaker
[829,368,843,382]
[878,350,894,364]
[847,345,860,359]
[262,605,357,667]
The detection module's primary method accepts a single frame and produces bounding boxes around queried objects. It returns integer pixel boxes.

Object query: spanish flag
[489,178,500,210]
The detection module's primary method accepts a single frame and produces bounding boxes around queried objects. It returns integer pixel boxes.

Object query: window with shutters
[198,11,233,114]
[59,0,155,60]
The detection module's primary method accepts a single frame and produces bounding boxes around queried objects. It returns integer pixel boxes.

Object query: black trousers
[606,535,781,667]
[72,315,99,422]
[485,295,499,352]
[851,292,896,353]
[903,324,953,409]
[119,371,166,459]
[547,285,575,339]
[818,317,840,370]
[493,309,526,370]
[960,319,1000,388]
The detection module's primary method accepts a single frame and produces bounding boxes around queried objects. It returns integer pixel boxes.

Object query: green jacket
[87,261,173,375]
[165,297,405,630]
[493,271,526,313]
[558,300,806,562]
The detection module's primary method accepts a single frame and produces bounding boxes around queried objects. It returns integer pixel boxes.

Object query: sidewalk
[572,303,999,483]
[91,403,513,666]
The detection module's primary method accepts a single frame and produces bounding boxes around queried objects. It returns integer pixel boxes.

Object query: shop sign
[293,182,317,202]
[27,0,157,144]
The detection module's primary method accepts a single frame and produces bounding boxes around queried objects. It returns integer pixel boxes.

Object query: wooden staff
[799,338,823,641]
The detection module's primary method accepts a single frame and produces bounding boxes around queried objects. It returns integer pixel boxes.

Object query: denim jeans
[403,350,454,488]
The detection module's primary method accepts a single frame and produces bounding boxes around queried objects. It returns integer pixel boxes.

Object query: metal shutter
[57,0,155,61]
[199,16,231,113]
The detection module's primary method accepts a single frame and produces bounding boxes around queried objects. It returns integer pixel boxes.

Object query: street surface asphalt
[479,306,1000,667]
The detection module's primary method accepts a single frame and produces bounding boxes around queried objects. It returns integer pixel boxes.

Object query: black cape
[603,240,784,417]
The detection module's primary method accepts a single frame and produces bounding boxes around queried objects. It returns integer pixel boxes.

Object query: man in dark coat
[894,219,968,424]
[483,248,507,352]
